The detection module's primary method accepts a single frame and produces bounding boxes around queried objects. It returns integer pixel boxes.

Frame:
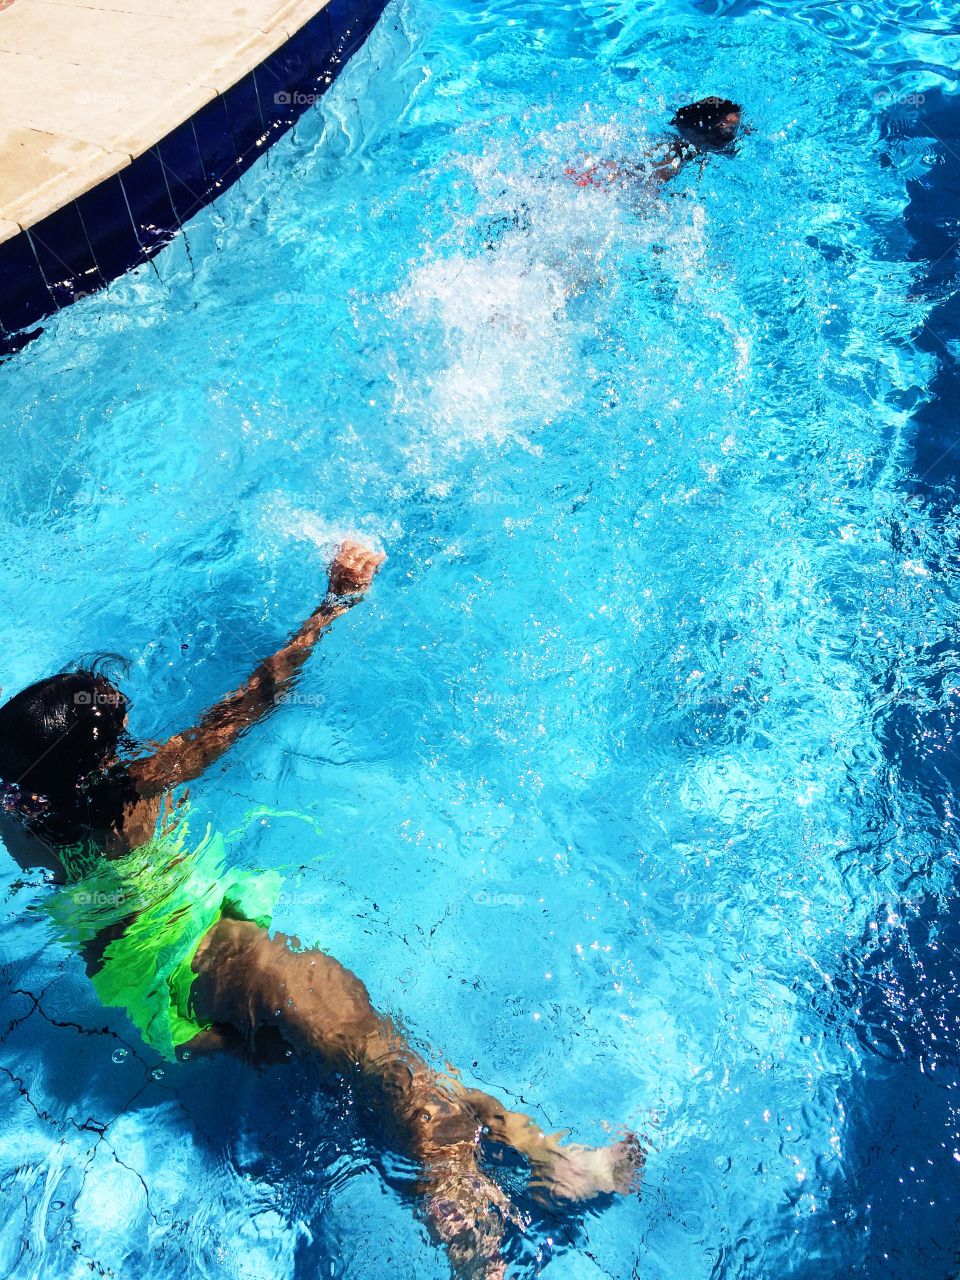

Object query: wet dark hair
[671,97,742,151]
[0,656,137,850]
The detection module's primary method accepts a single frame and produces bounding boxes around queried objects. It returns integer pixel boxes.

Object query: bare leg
[419,1148,512,1280]
[188,919,640,1272]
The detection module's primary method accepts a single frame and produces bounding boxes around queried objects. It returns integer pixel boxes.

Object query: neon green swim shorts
[44,822,282,1060]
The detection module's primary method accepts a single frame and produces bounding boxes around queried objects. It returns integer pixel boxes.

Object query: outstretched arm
[563,139,698,190]
[131,540,385,796]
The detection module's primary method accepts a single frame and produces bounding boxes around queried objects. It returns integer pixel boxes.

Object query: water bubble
[151,1066,165,1081]
[111,1048,128,1064]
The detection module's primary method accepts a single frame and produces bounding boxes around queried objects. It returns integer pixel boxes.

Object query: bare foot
[328,539,386,596]
[529,1133,644,1203]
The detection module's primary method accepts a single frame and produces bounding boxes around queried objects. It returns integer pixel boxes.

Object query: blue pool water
[2,1,960,1276]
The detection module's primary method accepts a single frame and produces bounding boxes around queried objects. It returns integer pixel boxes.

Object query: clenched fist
[327,540,386,596]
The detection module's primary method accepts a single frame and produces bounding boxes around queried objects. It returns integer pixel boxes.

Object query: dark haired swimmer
[0,541,642,1279]
[563,96,744,190]
[478,98,743,255]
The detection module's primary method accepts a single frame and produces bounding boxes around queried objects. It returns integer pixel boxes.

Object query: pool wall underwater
[836,87,960,1279]
[0,0,388,354]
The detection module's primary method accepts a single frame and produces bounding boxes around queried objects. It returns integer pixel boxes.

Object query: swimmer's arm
[130,541,385,794]
[649,142,690,183]
[587,140,694,187]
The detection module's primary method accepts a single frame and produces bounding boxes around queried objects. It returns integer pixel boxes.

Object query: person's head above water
[0,658,135,848]
[670,97,742,152]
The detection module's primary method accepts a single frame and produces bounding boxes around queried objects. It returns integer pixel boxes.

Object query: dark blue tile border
[192,94,240,195]
[0,0,389,356]
[25,201,104,308]
[119,147,181,255]
[0,231,53,336]
[76,173,145,283]
[157,120,209,225]
[222,71,266,172]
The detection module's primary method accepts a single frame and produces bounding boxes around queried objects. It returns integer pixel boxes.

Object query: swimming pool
[1,0,959,1275]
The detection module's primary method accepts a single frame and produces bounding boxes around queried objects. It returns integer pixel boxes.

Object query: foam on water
[398,247,573,442]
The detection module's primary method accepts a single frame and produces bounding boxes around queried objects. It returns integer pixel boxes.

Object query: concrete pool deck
[0,0,356,240]
[0,0,385,343]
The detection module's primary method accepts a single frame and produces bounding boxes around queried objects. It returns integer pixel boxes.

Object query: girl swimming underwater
[0,540,642,1278]
[562,96,743,191]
